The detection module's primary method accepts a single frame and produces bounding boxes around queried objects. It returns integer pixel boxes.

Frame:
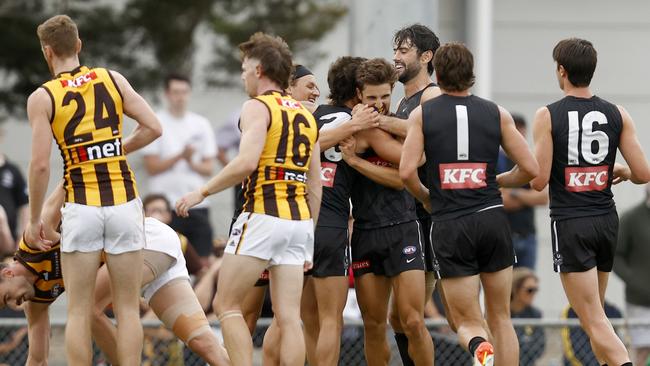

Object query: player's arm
[496,106,539,188]
[318,105,379,150]
[504,186,549,207]
[399,106,430,208]
[341,137,404,190]
[306,142,323,228]
[176,99,268,216]
[109,70,162,154]
[357,128,405,165]
[40,181,65,242]
[378,114,409,138]
[528,107,553,191]
[614,105,650,184]
[24,301,51,366]
[25,88,54,251]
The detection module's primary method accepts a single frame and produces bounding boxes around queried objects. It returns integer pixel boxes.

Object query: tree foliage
[0,0,346,120]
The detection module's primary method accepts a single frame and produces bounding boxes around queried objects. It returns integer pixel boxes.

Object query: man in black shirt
[401,42,539,366]
[530,38,650,366]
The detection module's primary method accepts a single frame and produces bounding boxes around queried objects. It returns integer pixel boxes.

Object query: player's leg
[301,276,319,365]
[268,264,306,366]
[150,278,230,366]
[392,269,433,366]
[313,276,349,366]
[481,267,519,366]
[561,269,630,365]
[241,280,267,334]
[213,253,269,366]
[355,273,392,366]
[61,250,103,366]
[439,276,491,355]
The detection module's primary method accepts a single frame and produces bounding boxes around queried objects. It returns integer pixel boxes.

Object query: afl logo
[51,284,61,297]
[403,246,417,255]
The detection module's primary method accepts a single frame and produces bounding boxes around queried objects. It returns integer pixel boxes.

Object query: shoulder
[420,85,442,103]
[27,87,51,106]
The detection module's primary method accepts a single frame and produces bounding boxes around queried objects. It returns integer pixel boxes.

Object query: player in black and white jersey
[530,38,650,366]
[400,43,539,366]
[382,24,443,366]
[344,58,433,366]
[309,56,380,366]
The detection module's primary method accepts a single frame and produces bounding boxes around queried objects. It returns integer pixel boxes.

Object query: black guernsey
[547,95,621,220]
[422,94,503,221]
[395,83,436,220]
[350,149,416,229]
[312,104,355,228]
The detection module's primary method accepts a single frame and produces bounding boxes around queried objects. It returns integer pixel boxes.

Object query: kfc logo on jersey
[564,165,609,192]
[60,71,98,88]
[439,162,487,189]
[275,98,301,110]
[320,162,337,187]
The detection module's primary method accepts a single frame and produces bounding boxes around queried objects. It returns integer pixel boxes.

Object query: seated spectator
[143,194,207,277]
[561,301,623,366]
[511,267,545,365]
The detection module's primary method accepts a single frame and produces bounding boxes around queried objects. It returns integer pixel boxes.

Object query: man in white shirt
[143,74,217,261]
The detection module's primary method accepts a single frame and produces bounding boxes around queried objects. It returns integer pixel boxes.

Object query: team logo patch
[439,162,487,189]
[60,70,97,88]
[275,97,302,110]
[402,246,417,255]
[351,260,370,270]
[51,284,61,297]
[564,166,608,192]
[320,162,337,187]
[553,253,563,267]
[231,228,241,236]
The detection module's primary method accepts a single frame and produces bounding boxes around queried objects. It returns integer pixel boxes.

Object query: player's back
[242,90,319,221]
[42,65,137,207]
[422,94,502,221]
[547,95,622,220]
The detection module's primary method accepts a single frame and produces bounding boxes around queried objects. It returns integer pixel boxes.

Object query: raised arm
[529,107,553,192]
[496,106,539,188]
[399,106,429,208]
[110,70,162,154]
[615,105,650,184]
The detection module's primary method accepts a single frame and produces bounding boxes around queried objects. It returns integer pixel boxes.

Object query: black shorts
[313,226,349,278]
[551,211,618,273]
[430,207,514,279]
[171,208,214,257]
[419,215,436,273]
[351,220,425,278]
[254,269,270,287]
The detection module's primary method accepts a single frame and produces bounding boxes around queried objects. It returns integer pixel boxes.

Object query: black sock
[394,332,415,366]
[468,336,487,356]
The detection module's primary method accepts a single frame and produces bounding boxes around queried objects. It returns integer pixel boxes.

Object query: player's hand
[175,190,204,217]
[303,261,313,272]
[612,163,631,185]
[24,221,54,251]
[351,105,380,131]
[339,136,357,161]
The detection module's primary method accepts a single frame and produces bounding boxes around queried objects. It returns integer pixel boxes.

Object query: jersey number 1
[62,82,119,145]
[567,111,609,165]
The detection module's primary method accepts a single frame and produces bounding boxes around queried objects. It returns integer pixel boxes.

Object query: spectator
[142,74,217,261]
[510,267,545,365]
[215,109,242,212]
[0,206,14,257]
[497,114,548,269]
[142,194,205,277]
[0,142,28,243]
[561,301,623,366]
[614,183,650,366]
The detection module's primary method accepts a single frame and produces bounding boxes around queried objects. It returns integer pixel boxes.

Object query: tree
[0,0,347,119]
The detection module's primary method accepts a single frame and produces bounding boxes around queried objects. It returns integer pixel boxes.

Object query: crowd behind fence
[0,318,648,366]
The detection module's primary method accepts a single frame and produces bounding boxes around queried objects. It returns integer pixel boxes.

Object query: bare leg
[262,318,280,366]
[105,250,144,366]
[269,264,306,366]
[313,276,349,366]
[439,275,489,351]
[481,268,519,366]
[355,273,392,366]
[241,285,267,334]
[61,250,103,366]
[392,270,433,366]
[213,253,269,366]
[301,276,320,365]
[560,268,630,365]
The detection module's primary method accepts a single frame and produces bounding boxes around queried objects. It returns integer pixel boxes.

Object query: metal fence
[0,318,648,366]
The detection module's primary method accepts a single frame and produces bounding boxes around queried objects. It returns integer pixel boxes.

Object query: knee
[401,312,426,336]
[363,317,387,337]
[188,333,218,357]
[388,311,402,329]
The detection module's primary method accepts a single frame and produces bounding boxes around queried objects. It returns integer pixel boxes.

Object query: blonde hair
[36,15,79,58]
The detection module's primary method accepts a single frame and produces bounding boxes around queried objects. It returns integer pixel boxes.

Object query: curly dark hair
[356,58,398,90]
[239,32,294,90]
[393,24,441,75]
[327,56,366,107]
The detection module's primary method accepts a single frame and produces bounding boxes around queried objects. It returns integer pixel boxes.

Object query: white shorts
[141,217,190,303]
[60,198,145,254]
[627,302,650,348]
[225,212,314,266]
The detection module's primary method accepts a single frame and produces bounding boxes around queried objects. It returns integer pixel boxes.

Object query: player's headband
[293,65,313,81]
